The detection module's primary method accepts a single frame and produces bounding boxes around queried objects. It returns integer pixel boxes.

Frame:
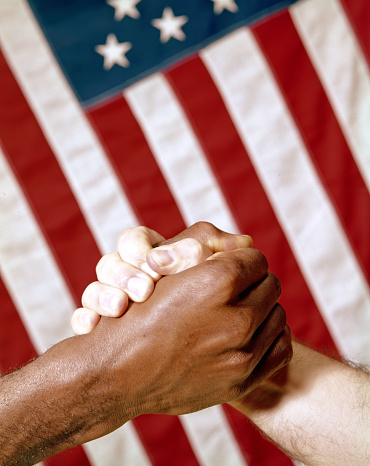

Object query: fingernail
[127,277,149,299]
[100,292,121,316]
[149,249,175,267]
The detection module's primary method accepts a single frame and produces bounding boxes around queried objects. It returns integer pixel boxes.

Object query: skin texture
[78,222,370,466]
[0,226,290,464]
[71,223,253,334]
[231,342,370,466]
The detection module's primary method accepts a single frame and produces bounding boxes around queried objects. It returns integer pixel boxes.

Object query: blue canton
[27,0,299,107]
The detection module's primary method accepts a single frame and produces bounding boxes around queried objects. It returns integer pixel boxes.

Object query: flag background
[0,0,369,464]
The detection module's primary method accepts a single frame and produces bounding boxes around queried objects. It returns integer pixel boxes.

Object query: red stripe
[133,415,199,466]
[166,56,338,353]
[252,10,370,284]
[87,96,186,239]
[0,278,37,375]
[223,404,294,466]
[340,0,370,68]
[0,50,100,303]
[43,447,92,466]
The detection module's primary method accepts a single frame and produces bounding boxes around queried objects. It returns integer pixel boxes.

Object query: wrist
[229,365,289,417]
[229,341,303,416]
[0,334,132,464]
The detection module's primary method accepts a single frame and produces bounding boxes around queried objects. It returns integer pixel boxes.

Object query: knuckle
[267,324,293,369]
[81,282,95,306]
[218,249,268,287]
[189,221,219,244]
[118,226,144,246]
[192,221,217,234]
[212,262,239,295]
[96,255,107,278]
[218,256,248,293]
[257,272,282,306]
[118,225,148,243]
[227,351,250,376]
[229,384,247,401]
[273,303,287,330]
[96,252,115,280]
[281,326,293,361]
[117,227,133,245]
[249,248,269,274]
[183,238,204,260]
[274,332,293,367]
[268,272,282,299]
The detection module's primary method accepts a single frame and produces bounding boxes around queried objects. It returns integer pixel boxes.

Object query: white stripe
[0,150,75,354]
[85,424,151,466]
[180,406,247,466]
[201,28,370,365]
[290,0,370,191]
[124,74,239,234]
[0,0,139,254]
[0,151,150,465]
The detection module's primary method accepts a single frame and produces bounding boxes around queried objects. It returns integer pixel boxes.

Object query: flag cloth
[0,0,369,464]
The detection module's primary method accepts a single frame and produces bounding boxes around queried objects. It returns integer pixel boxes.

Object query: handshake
[4,222,367,465]
[70,222,292,420]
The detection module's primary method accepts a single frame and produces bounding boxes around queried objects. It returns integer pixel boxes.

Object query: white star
[151,8,188,43]
[211,0,239,14]
[106,0,141,20]
[95,34,132,70]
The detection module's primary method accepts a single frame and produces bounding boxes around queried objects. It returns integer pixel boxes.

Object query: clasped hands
[71,222,291,434]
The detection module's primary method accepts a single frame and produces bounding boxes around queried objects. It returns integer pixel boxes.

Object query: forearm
[231,342,370,465]
[0,336,130,465]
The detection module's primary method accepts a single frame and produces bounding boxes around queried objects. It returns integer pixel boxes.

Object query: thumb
[117,226,165,280]
[147,238,213,275]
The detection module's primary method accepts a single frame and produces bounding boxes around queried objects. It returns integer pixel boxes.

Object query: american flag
[0,0,369,464]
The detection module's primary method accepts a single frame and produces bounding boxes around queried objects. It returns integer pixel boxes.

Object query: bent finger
[117,226,165,280]
[71,308,101,335]
[157,221,253,252]
[245,324,292,391]
[241,305,290,386]
[82,281,129,317]
[146,238,213,275]
[205,248,270,302]
[96,252,154,302]
[236,272,282,337]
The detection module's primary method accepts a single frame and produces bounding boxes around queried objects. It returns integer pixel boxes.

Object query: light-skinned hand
[71,222,253,334]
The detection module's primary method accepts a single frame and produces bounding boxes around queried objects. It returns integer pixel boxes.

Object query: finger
[96,252,154,302]
[156,221,252,252]
[245,304,289,384]
[245,323,292,390]
[246,303,287,362]
[229,305,290,396]
[205,248,270,302]
[117,226,165,280]
[229,325,292,405]
[82,281,129,317]
[236,272,282,337]
[146,238,213,275]
[71,308,101,335]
